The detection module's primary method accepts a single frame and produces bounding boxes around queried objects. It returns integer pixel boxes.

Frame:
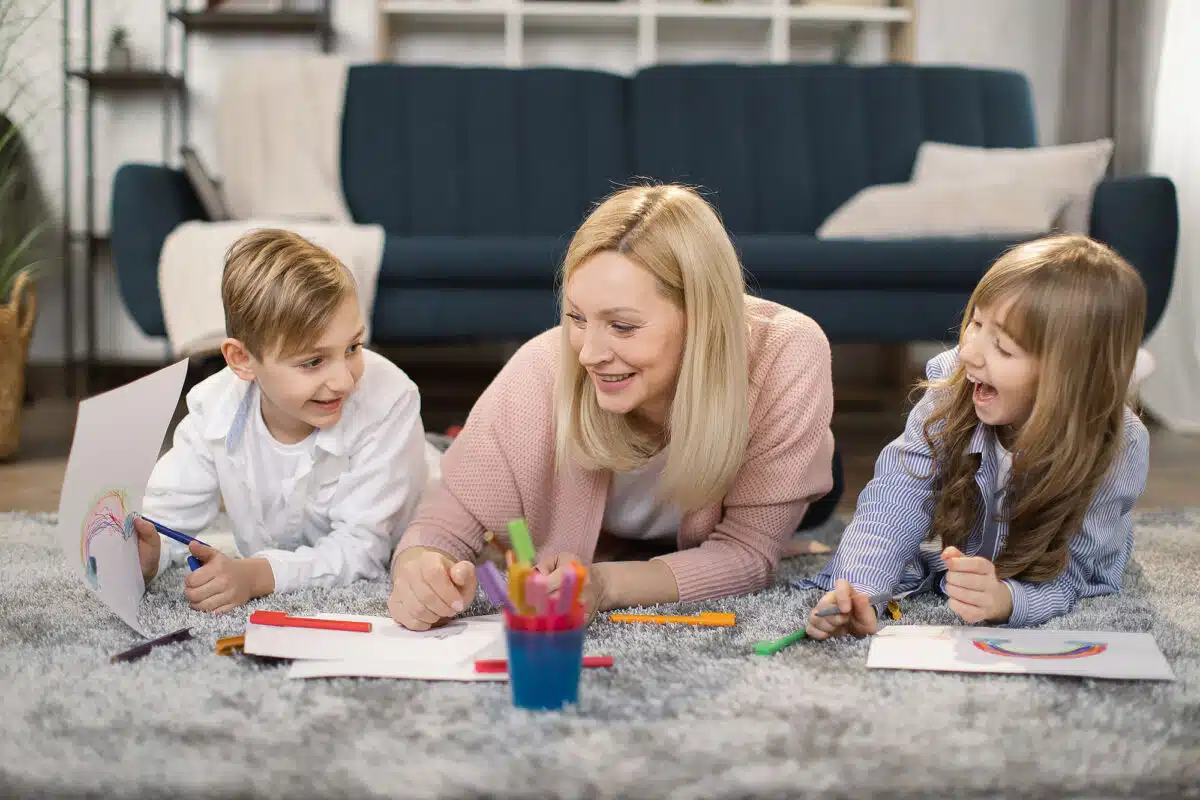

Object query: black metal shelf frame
[60,1,334,397]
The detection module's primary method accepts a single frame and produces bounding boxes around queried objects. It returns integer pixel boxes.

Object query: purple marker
[556,567,578,615]
[477,561,514,613]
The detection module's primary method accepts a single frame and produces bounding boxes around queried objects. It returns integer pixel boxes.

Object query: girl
[387,184,837,631]
[804,234,1150,637]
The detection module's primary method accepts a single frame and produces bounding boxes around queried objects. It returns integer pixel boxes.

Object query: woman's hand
[805,579,878,640]
[389,547,478,631]
[536,552,608,622]
[942,546,1013,624]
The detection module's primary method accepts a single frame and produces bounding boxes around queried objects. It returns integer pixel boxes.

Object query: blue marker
[125,512,207,571]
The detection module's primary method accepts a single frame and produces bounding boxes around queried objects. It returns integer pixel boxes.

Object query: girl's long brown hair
[918,235,1146,582]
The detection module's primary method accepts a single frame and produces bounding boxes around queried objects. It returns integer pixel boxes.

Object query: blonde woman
[388,184,836,631]
[804,235,1150,637]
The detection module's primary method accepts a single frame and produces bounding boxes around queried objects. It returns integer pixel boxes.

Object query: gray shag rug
[2,510,1199,800]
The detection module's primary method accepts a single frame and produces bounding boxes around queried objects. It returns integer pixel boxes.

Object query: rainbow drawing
[972,638,1108,660]
[80,489,133,589]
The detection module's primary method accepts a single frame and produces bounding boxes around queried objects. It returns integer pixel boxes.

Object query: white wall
[7,0,1070,365]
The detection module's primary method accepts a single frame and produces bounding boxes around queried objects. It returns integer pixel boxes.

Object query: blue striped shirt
[800,348,1150,628]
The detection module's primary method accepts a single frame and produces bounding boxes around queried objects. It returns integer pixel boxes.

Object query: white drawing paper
[244,613,505,667]
[867,625,1175,681]
[55,359,190,635]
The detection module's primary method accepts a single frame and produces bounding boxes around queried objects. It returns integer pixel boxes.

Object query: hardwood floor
[3,365,1197,513]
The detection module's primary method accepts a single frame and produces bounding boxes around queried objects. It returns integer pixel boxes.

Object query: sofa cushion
[342,65,630,238]
[733,234,1029,291]
[632,64,1037,236]
[378,234,569,287]
[816,182,1065,240]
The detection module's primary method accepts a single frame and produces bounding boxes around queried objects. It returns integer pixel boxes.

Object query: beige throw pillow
[817,182,1067,240]
[910,139,1113,234]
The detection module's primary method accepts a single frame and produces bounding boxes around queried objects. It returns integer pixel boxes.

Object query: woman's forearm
[596,559,680,611]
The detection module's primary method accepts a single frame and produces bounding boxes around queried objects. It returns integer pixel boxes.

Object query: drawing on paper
[80,489,134,589]
[972,638,1108,660]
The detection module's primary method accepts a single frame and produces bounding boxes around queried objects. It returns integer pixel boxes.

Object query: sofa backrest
[631,64,1037,235]
[341,64,630,236]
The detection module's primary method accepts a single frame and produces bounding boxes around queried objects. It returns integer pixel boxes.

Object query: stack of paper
[243,613,509,682]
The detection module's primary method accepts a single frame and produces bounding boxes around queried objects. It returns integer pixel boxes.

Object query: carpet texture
[2,511,1198,800]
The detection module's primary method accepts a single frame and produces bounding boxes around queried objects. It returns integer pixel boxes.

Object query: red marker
[248,610,372,633]
[474,655,613,674]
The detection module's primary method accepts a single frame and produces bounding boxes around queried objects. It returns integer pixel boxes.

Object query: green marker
[753,628,808,656]
[507,517,536,565]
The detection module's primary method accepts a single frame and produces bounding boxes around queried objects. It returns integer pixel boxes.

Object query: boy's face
[224,296,367,444]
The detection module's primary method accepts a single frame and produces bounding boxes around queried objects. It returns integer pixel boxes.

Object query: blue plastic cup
[503,609,586,711]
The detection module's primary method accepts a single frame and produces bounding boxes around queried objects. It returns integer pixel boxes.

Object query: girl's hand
[184,543,273,613]
[536,552,607,622]
[389,548,477,631]
[942,546,1014,624]
[806,579,878,639]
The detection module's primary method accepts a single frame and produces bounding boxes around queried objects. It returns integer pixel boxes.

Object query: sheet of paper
[244,613,505,665]
[287,657,507,682]
[55,360,190,636]
[867,625,1175,681]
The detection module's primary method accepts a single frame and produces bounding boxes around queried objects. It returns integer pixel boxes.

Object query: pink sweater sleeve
[656,317,836,601]
[391,345,538,567]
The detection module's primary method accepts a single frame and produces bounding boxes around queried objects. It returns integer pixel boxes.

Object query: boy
[135,228,437,613]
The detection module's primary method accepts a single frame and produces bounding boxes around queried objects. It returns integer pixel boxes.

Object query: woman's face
[564,251,686,429]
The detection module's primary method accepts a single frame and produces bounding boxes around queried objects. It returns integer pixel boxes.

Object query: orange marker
[608,611,736,627]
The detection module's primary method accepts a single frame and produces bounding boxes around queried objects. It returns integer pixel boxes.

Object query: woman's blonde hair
[554,184,750,511]
[918,234,1146,582]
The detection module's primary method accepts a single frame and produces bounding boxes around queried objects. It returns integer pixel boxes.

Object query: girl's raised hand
[806,579,878,640]
[941,546,1014,624]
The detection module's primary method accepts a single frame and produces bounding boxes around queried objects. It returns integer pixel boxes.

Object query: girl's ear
[221,338,256,382]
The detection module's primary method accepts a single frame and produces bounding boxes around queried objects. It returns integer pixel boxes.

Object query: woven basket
[0,271,37,460]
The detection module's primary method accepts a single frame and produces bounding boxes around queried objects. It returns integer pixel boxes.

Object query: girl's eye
[611,323,636,335]
[567,313,585,327]
[347,343,361,355]
[995,340,1011,358]
[301,358,322,369]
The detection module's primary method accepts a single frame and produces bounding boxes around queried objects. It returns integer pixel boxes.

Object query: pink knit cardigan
[395,296,835,602]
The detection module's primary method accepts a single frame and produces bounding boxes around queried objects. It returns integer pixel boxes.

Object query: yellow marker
[608,612,736,627]
[887,599,902,621]
[508,559,533,615]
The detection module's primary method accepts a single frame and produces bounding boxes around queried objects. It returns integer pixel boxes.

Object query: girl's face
[959,297,1039,434]
[564,251,686,429]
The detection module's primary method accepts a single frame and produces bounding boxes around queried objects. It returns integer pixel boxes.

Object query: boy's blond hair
[221,228,358,359]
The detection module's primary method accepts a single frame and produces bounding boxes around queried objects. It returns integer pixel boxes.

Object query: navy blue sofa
[111,63,1178,345]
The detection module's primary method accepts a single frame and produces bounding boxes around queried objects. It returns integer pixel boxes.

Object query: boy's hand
[806,579,878,640]
[389,548,477,631]
[133,517,161,586]
[184,542,274,614]
[536,552,608,622]
[942,546,1013,624]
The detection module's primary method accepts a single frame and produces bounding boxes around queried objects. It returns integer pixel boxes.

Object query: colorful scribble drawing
[972,638,1108,660]
[80,490,133,589]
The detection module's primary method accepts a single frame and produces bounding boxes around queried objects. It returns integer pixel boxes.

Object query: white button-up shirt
[142,349,437,594]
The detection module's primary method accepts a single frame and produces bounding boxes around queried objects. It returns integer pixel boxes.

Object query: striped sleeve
[810,368,947,596]
[1003,414,1150,627]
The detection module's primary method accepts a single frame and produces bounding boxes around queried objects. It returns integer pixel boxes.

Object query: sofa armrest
[1089,176,1179,337]
[110,163,207,338]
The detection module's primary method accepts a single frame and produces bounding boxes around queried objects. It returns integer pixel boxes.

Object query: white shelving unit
[375,0,916,70]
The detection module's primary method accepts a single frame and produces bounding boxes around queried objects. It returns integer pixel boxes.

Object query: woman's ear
[221,338,256,382]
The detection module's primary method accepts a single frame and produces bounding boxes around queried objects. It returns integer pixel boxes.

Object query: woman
[388,184,836,630]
